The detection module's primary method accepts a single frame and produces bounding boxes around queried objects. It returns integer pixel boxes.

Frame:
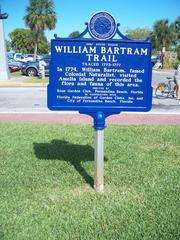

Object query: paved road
[0,70,179,113]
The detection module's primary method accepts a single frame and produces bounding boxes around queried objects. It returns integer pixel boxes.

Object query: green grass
[0,123,179,240]
[10,71,22,77]
[24,76,48,83]
[10,71,48,84]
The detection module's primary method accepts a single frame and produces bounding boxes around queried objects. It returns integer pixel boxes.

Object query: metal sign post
[94,129,104,192]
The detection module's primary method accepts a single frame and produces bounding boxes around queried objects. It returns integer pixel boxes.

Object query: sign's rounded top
[88,12,116,40]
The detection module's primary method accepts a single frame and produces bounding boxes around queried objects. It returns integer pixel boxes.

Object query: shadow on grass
[34,140,108,188]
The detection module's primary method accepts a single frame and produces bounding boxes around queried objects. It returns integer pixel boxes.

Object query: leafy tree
[24,0,56,59]
[175,16,180,39]
[69,31,80,38]
[175,45,180,60]
[150,19,174,51]
[6,40,11,51]
[125,28,151,40]
[9,28,34,53]
[9,28,50,54]
[150,19,178,68]
[38,34,50,54]
[174,16,180,60]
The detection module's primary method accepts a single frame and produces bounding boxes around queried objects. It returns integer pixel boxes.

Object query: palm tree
[152,19,172,49]
[175,16,180,41]
[24,0,57,59]
[151,19,174,68]
[172,16,180,61]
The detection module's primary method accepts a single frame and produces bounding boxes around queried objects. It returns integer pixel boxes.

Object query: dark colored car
[21,54,51,77]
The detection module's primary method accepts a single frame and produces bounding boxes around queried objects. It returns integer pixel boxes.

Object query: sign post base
[82,111,119,193]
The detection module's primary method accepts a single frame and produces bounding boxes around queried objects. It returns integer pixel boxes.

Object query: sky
[1,0,180,41]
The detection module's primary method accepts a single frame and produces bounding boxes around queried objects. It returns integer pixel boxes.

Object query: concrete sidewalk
[0,113,179,125]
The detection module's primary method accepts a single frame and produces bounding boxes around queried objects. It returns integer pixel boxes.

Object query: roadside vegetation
[126,17,180,69]
[10,71,48,85]
[9,29,50,55]
[6,0,180,70]
[24,0,57,59]
[7,0,57,57]
[0,123,179,239]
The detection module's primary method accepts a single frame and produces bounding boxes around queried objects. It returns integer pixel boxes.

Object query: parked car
[37,54,44,60]
[8,59,23,69]
[21,54,51,77]
[8,64,20,72]
[23,54,42,61]
[24,54,34,62]
[14,53,28,62]
[151,56,162,69]
[7,52,14,60]
[153,61,162,69]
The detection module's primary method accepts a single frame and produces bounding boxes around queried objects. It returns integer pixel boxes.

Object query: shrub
[164,56,179,69]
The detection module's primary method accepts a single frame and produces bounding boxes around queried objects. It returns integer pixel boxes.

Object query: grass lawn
[10,71,48,84]
[24,77,48,85]
[10,71,22,78]
[0,123,179,240]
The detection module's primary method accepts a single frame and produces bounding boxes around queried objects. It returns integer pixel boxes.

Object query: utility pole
[0,7,9,81]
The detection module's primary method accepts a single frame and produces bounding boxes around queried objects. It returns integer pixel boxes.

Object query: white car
[24,54,34,62]
[153,61,162,69]
[13,53,28,62]
[14,53,41,62]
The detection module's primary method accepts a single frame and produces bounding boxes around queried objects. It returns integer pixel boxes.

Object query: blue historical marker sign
[48,12,152,129]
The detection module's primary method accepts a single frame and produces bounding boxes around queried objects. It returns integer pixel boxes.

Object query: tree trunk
[34,41,38,61]
[33,30,40,61]
[161,47,166,69]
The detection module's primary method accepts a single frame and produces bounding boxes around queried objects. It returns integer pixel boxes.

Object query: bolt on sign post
[48,12,152,192]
